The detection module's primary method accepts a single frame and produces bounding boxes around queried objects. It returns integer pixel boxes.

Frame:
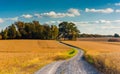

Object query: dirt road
[35,42,100,74]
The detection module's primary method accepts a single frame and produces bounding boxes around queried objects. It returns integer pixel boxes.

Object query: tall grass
[63,41,120,74]
[54,49,78,60]
[0,40,72,74]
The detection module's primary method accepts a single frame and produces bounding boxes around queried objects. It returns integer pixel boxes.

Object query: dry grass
[63,41,120,74]
[0,40,71,74]
[77,37,111,42]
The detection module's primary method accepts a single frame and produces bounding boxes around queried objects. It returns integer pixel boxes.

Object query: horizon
[0,0,120,35]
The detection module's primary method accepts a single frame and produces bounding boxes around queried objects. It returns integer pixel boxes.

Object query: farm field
[76,37,111,41]
[63,41,120,74]
[0,40,73,74]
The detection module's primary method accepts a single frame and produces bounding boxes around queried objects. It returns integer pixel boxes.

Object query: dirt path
[34,42,100,74]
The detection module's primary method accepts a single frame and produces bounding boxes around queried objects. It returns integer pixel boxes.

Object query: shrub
[108,38,120,42]
[85,54,94,64]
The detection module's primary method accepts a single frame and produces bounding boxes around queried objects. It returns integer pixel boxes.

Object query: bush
[108,38,120,42]
[85,55,94,64]
[54,49,78,61]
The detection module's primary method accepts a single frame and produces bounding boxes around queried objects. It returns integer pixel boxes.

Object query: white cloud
[68,8,80,16]
[69,19,120,25]
[41,11,67,18]
[0,17,18,23]
[34,14,42,18]
[35,8,80,18]
[92,20,120,24]
[5,17,18,21]
[112,20,120,23]
[22,14,33,18]
[116,9,120,12]
[0,18,4,23]
[71,20,111,25]
[85,8,114,13]
[115,2,120,6]
[45,21,56,24]
[102,26,120,29]
[97,20,111,24]
[44,20,62,25]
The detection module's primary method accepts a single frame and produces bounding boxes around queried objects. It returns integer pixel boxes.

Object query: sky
[0,0,120,35]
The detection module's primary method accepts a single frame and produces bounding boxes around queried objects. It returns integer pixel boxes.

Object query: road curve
[34,42,100,74]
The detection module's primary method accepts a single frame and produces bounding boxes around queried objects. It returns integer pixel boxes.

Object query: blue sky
[0,0,120,35]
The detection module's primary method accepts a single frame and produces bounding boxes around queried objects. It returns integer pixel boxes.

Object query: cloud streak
[4,17,18,21]
[0,17,18,24]
[116,9,120,12]
[35,8,80,18]
[0,18,4,23]
[85,8,114,13]
[22,14,33,18]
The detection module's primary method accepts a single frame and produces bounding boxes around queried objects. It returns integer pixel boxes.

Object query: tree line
[0,21,80,40]
[79,33,119,38]
[1,20,118,40]
[79,33,113,38]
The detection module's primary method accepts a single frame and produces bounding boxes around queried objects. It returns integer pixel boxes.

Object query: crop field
[76,37,111,41]
[0,40,74,74]
[63,41,120,74]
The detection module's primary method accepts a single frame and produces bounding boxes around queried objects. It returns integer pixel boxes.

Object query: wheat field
[63,41,120,74]
[0,40,71,74]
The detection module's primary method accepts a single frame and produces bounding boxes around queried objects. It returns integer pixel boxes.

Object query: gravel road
[35,42,100,74]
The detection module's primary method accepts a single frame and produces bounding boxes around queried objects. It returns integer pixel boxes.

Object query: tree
[43,24,51,39]
[0,21,80,40]
[51,25,58,39]
[1,28,8,39]
[15,21,26,38]
[7,24,17,39]
[16,31,21,39]
[114,33,119,37]
[58,22,80,40]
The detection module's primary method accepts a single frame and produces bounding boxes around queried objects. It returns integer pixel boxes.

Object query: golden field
[0,40,73,74]
[63,41,120,74]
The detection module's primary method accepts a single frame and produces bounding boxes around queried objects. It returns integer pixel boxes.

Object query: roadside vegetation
[54,48,78,60]
[0,40,76,74]
[63,41,120,74]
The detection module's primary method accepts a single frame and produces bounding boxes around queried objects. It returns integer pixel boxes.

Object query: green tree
[43,24,51,39]
[1,28,8,39]
[16,31,21,39]
[114,33,119,37]
[51,25,58,39]
[7,24,17,39]
[58,22,80,40]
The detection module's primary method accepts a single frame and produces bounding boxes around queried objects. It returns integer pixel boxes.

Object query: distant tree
[0,35,2,39]
[7,24,17,39]
[0,21,80,40]
[51,25,58,39]
[16,31,21,39]
[43,24,51,39]
[114,33,119,37]
[15,21,26,38]
[79,33,113,38]
[1,28,8,39]
[58,22,80,40]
